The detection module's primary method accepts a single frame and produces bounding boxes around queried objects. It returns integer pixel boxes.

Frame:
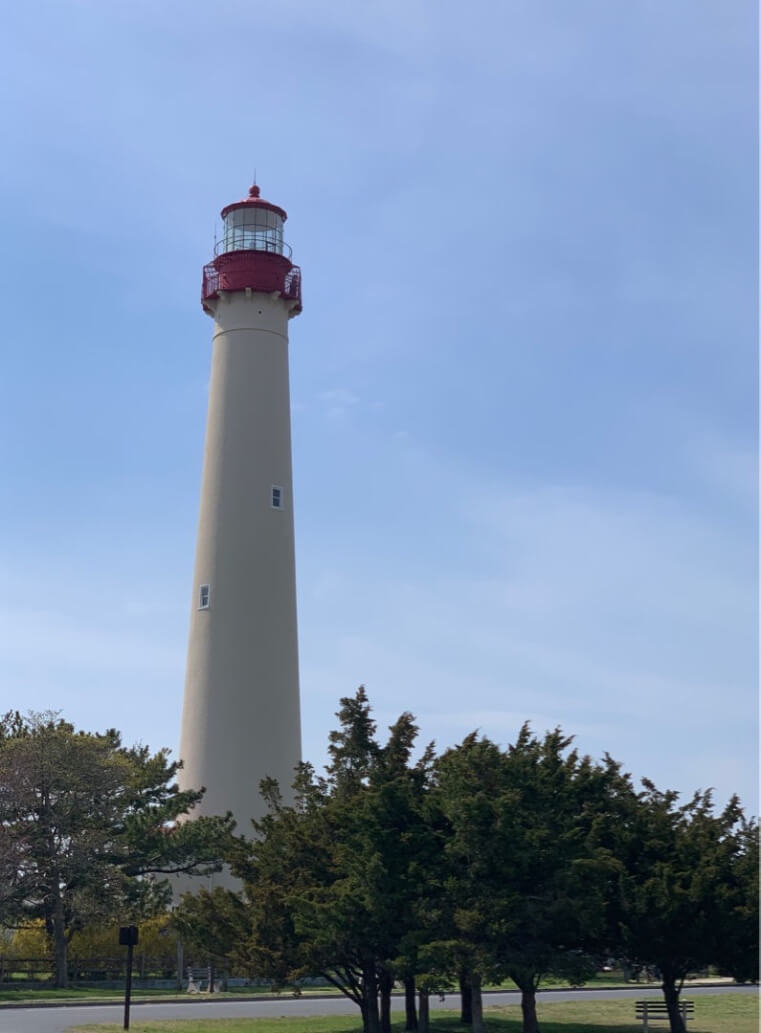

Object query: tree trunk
[520,985,539,1033]
[471,971,484,1033]
[52,890,68,989]
[404,975,418,1030]
[418,991,429,1033]
[459,971,473,1025]
[662,977,687,1033]
[363,964,381,1033]
[380,969,393,1033]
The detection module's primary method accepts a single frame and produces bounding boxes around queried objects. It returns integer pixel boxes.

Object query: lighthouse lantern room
[202,184,301,314]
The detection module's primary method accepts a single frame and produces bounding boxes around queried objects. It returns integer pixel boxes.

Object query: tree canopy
[0,710,235,987]
[610,780,759,1033]
[172,689,758,1033]
[6,694,754,1033]
[223,690,438,1033]
[431,726,629,1033]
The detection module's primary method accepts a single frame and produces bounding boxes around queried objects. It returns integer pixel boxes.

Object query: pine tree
[0,711,234,987]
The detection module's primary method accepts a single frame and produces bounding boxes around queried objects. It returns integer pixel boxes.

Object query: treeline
[173,689,758,1033]
[0,699,756,1033]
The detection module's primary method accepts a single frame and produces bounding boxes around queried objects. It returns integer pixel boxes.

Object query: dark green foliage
[0,711,234,988]
[609,781,758,1033]
[429,726,627,1033]
[717,816,759,984]
[162,691,758,1033]
[205,689,440,1033]
[171,887,250,974]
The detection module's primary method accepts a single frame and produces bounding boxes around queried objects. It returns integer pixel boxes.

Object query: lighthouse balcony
[215,230,292,259]
[202,251,302,314]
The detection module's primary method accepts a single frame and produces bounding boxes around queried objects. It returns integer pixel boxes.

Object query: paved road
[0,985,754,1033]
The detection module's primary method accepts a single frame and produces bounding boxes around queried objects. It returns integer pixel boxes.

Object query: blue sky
[1,1,757,815]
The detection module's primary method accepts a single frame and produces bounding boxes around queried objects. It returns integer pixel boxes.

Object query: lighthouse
[178,184,302,863]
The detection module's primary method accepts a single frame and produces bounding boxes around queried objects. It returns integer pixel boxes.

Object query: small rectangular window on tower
[198,584,210,610]
[271,485,283,509]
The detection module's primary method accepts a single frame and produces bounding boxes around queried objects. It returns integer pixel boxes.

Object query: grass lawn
[66,993,759,1033]
[0,974,728,1005]
[0,989,177,1002]
[0,987,342,1004]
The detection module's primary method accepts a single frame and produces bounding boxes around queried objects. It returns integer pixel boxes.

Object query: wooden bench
[186,965,211,993]
[635,999,694,1030]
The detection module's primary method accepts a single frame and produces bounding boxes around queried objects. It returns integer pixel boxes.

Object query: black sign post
[119,925,139,1030]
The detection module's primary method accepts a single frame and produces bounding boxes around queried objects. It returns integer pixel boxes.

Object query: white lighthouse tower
[178,183,302,858]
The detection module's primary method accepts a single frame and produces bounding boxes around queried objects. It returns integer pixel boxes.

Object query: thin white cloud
[686,431,757,509]
[0,606,183,679]
[297,449,757,811]
[317,387,361,426]
[318,388,360,406]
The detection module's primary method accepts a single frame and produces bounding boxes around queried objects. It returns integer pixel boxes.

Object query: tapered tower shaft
[179,184,302,849]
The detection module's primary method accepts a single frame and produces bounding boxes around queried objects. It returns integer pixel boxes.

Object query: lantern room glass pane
[221,207,284,255]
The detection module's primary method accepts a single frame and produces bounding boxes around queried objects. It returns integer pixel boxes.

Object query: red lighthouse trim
[202,253,302,314]
[201,185,302,314]
[220,184,288,221]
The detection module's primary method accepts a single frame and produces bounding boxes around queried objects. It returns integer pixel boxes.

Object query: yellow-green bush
[5,915,177,967]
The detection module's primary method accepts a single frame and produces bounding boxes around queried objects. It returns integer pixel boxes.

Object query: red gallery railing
[202,251,302,314]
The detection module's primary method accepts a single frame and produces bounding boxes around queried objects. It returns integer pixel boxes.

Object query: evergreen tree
[0,711,234,987]
[226,689,438,1033]
[172,886,249,986]
[612,781,757,1033]
[716,814,759,984]
[494,727,626,1033]
[433,726,625,1033]
[428,733,506,1033]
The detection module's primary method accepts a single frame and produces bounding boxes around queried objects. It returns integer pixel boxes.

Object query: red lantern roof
[220,184,288,222]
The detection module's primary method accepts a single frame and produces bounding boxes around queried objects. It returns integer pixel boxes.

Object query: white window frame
[271,485,284,510]
[198,584,211,610]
